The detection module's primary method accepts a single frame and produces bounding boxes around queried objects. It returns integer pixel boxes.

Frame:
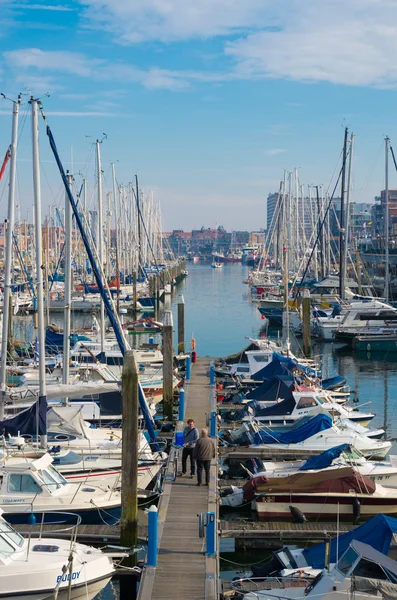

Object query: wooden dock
[138,357,219,600]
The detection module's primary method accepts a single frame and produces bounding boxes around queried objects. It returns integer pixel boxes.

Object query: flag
[0,146,11,181]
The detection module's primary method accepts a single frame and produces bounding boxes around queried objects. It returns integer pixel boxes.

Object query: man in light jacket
[193,428,215,486]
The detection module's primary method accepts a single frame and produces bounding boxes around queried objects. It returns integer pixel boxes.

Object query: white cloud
[3,48,229,91]
[265,149,286,156]
[78,0,397,89]
[11,3,75,10]
[79,0,273,43]
[226,0,397,88]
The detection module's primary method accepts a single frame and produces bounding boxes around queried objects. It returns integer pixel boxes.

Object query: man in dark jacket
[193,428,215,486]
[182,418,199,477]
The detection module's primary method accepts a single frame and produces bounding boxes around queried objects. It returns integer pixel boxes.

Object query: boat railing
[229,575,312,596]
[16,511,82,560]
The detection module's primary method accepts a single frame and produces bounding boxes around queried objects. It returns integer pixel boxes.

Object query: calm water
[13,261,397,598]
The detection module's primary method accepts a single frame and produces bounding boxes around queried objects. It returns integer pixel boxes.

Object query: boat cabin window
[252,355,270,363]
[337,547,360,575]
[352,558,396,582]
[9,474,42,494]
[296,396,318,409]
[236,367,250,373]
[0,518,23,547]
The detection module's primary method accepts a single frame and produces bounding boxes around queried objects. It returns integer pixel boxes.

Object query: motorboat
[0,453,122,524]
[221,444,397,508]
[0,507,119,599]
[220,413,391,459]
[236,388,374,427]
[239,540,397,599]
[248,467,397,521]
[241,513,397,581]
[315,298,397,341]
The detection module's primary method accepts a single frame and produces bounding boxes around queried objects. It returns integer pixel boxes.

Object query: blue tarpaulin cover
[303,514,397,568]
[299,443,350,471]
[247,374,294,401]
[253,413,332,445]
[252,354,298,382]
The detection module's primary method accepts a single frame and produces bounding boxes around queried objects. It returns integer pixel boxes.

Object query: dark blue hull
[258,307,283,325]
[5,505,121,526]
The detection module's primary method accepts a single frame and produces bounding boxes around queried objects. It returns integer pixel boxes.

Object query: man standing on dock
[193,428,215,486]
[181,418,199,477]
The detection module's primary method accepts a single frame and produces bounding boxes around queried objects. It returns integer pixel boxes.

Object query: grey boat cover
[353,578,397,599]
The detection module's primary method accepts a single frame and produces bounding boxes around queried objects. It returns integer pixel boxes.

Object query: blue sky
[0,0,396,231]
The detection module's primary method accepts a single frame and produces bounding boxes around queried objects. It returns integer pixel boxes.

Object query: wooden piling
[162,310,174,421]
[177,294,185,354]
[120,350,139,600]
[302,288,312,357]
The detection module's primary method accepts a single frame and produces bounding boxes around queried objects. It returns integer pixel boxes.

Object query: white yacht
[0,507,119,599]
[315,298,397,341]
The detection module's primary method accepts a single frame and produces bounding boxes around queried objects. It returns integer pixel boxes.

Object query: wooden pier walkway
[138,357,218,600]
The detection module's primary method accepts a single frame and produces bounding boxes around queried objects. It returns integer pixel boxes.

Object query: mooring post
[120,350,139,600]
[163,310,174,420]
[209,360,215,385]
[177,294,185,354]
[147,505,158,567]
[178,388,185,422]
[205,512,216,556]
[302,288,312,357]
[210,411,217,438]
[185,355,191,382]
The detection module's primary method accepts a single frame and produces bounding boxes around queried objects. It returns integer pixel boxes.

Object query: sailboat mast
[31,97,47,447]
[0,96,20,418]
[96,140,106,355]
[344,133,354,289]
[62,172,73,387]
[385,135,390,303]
[339,127,349,300]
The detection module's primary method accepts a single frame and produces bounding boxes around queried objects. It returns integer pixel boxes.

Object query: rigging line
[295,163,344,294]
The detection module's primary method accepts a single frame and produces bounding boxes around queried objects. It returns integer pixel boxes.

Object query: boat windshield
[38,467,66,491]
[337,546,360,575]
[343,447,364,461]
[47,465,67,486]
[0,517,23,548]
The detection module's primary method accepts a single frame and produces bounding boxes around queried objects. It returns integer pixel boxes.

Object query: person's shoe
[181,472,187,477]
[190,475,194,479]
[196,482,201,486]
[204,483,209,486]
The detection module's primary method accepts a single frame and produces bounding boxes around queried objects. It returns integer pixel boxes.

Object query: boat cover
[248,466,376,496]
[47,405,88,439]
[251,355,298,381]
[321,375,346,390]
[299,444,350,471]
[252,413,332,445]
[246,374,294,401]
[0,396,47,436]
[253,394,296,417]
[354,577,397,599]
[302,514,397,568]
